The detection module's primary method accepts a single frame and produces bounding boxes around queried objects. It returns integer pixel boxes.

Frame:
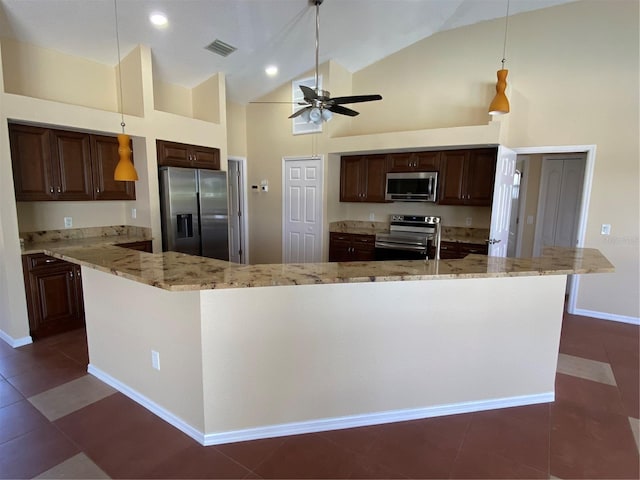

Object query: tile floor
[0,313,638,479]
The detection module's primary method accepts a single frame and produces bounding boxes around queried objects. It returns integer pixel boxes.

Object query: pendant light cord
[500,0,510,69]
[314,1,320,92]
[114,0,126,133]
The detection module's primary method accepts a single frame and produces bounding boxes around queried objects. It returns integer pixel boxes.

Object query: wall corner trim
[0,329,32,348]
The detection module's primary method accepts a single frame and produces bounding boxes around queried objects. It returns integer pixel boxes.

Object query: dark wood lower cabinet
[329,233,376,262]
[115,240,153,252]
[22,254,84,340]
[439,241,488,260]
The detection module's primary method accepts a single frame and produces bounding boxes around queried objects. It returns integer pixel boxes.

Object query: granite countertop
[43,244,614,292]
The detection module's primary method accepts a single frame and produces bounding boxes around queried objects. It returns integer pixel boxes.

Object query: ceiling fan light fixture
[321,108,333,122]
[309,107,322,124]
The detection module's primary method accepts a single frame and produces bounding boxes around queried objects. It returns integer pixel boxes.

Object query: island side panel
[81,267,206,434]
[200,275,566,438]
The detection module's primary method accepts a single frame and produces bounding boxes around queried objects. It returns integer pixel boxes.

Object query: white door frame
[282,155,324,263]
[228,156,249,264]
[512,145,596,314]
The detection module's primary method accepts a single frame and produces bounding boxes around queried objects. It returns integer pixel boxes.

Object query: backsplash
[20,225,151,243]
[329,221,389,235]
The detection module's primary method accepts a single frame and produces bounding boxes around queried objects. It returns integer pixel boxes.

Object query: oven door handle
[375,242,428,252]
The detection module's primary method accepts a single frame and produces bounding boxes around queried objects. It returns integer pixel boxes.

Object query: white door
[533,155,585,256]
[488,146,518,256]
[227,158,247,264]
[283,157,323,263]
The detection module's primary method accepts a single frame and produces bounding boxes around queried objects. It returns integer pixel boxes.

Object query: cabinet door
[329,233,352,262]
[156,140,192,167]
[438,241,461,259]
[50,130,93,200]
[363,155,388,202]
[387,153,415,172]
[351,234,376,261]
[465,149,497,206]
[340,156,365,202]
[26,262,84,339]
[9,124,56,201]
[414,151,441,171]
[438,150,468,205]
[90,135,136,200]
[191,145,220,170]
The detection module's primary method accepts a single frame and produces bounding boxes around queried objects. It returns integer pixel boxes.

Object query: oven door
[374,241,429,261]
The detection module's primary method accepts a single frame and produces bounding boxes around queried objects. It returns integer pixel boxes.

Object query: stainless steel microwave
[385,171,438,202]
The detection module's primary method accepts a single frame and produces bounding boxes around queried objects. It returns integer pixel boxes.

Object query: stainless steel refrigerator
[159,166,229,260]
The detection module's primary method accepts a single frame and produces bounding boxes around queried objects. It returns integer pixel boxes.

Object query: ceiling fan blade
[289,106,312,119]
[330,94,383,105]
[328,105,360,117]
[300,85,318,101]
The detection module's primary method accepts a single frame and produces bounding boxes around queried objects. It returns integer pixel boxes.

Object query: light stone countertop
[41,244,614,292]
[22,234,151,255]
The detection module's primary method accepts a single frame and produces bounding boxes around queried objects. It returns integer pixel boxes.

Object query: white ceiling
[0,0,575,104]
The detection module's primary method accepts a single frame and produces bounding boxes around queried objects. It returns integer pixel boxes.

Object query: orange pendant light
[489,0,511,116]
[114,133,138,181]
[113,0,139,182]
[489,69,510,115]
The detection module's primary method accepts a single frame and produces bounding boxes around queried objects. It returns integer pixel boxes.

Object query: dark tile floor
[0,313,638,479]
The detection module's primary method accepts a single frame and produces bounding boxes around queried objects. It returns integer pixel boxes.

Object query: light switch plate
[601,224,611,235]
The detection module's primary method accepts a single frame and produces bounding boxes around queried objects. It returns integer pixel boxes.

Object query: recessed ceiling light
[265,65,278,77]
[149,12,168,27]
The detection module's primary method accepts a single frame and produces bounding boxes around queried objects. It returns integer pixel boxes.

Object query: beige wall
[226,100,247,158]
[0,42,228,341]
[244,0,639,320]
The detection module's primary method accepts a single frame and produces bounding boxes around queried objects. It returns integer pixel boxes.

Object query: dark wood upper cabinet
[91,135,136,200]
[439,148,497,206]
[50,129,93,201]
[9,123,136,202]
[340,154,388,203]
[156,139,220,170]
[387,151,440,172]
[9,124,55,201]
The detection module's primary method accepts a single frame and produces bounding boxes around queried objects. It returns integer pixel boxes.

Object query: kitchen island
[41,244,613,446]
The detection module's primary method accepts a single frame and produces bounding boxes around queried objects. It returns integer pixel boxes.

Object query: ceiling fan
[289,0,383,123]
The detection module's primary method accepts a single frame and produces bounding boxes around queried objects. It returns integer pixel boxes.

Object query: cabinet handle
[96,188,100,193]
[57,187,61,193]
[69,270,74,278]
[49,187,54,193]
[45,258,56,263]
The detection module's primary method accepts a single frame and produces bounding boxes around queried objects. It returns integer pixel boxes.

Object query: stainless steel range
[375,215,441,261]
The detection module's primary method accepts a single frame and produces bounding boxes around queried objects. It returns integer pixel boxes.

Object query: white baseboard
[0,329,32,348]
[87,364,205,445]
[88,362,553,447]
[572,308,640,326]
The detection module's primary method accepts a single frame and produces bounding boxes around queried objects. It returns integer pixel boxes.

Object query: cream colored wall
[153,80,193,118]
[192,75,221,124]
[1,38,118,113]
[244,0,639,320]
[0,42,228,341]
[226,100,247,157]
[200,275,565,434]
[82,268,205,432]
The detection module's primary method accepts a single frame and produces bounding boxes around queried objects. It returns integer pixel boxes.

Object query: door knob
[487,238,502,245]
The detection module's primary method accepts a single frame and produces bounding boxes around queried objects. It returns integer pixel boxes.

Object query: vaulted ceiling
[0,0,576,103]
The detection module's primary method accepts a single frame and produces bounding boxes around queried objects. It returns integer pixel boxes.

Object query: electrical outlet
[465,217,472,226]
[527,215,534,225]
[369,213,375,221]
[131,208,137,219]
[151,350,160,370]
[601,224,611,235]
[64,217,72,228]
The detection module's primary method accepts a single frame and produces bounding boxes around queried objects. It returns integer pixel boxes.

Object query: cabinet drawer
[351,234,375,245]
[25,254,66,270]
[116,240,153,252]
[459,243,488,256]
